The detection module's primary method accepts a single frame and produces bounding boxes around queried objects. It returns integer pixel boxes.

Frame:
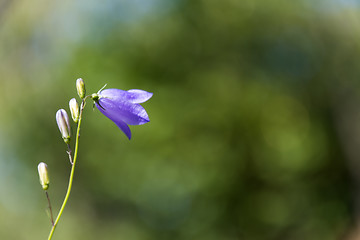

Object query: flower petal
[98,98,150,125]
[100,89,153,103]
[96,102,132,139]
[126,89,153,103]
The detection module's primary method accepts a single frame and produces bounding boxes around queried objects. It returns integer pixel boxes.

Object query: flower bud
[76,78,86,99]
[69,98,79,123]
[38,162,50,190]
[56,109,71,144]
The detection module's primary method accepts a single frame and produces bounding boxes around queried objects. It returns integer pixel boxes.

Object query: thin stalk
[66,144,73,165]
[48,98,88,240]
[45,191,54,226]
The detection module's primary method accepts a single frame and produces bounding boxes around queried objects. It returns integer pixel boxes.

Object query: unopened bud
[38,162,50,190]
[56,109,71,144]
[69,98,79,123]
[76,78,86,99]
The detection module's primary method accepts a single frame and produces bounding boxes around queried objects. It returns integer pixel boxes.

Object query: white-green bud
[38,162,49,190]
[56,109,71,144]
[76,78,86,99]
[69,98,79,123]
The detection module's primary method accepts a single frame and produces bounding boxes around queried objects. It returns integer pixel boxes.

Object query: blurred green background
[1,0,360,239]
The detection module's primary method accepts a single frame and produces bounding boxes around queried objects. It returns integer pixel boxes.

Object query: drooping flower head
[92,86,153,140]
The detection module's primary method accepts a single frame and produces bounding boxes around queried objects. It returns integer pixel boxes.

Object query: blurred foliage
[0,0,359,239]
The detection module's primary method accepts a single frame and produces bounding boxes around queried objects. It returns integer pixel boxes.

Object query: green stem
[48,99,87,240]
[45,191,54,226]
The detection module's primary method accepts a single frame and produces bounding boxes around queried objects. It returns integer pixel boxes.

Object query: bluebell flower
[92,88,153,140]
